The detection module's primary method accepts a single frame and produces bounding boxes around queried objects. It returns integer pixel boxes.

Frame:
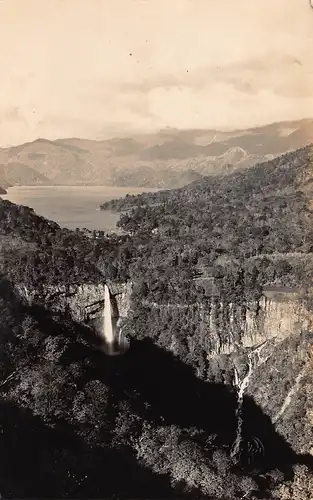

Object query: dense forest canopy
[100,144,313,302]
[101,145,313,257]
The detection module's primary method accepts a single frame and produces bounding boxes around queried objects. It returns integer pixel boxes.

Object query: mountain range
[1,118,313,190]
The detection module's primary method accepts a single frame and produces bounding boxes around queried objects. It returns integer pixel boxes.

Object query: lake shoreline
[2,185,159,232]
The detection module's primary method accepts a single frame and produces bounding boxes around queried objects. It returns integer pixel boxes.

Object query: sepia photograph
[0,0,313,498]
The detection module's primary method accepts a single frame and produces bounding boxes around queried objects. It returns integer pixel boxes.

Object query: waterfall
[100,283,129,356]
[104,284,114,346]
[230,355,253,463]
[231,341,269,464]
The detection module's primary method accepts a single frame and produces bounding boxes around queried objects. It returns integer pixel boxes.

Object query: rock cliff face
[14,282,311,351]
[145,288,312,356]
[14,281,132,324]
[204,289,312,356]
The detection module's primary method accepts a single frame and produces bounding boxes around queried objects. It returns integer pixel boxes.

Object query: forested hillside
[101,144,313,298]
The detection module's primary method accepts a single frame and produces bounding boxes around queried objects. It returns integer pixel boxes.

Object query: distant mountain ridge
[1,118,313,189]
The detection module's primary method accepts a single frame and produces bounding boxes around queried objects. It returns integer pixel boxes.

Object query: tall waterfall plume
[100,283,129,356]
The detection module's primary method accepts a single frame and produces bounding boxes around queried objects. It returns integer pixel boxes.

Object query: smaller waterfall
[100,284,129,356]
[231,341,269,464]
[230,355,253,463]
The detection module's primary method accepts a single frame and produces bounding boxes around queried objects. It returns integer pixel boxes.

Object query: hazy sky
[0,0,313,146]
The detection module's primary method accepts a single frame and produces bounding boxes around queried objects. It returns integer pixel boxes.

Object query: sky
[0,0,313,146]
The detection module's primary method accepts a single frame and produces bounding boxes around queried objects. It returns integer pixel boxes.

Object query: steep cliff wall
[15,280,312,363]
[14,281,133,324]
[205,291,312,356]
[27,279,309,365]
[144,290,312,357]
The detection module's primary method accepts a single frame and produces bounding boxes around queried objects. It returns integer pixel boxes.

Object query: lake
[2,185,158,232]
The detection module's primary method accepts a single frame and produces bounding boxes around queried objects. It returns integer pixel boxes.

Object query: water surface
[2,185,158,232]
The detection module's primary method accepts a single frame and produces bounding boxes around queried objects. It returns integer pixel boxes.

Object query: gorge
[1,144,313,498]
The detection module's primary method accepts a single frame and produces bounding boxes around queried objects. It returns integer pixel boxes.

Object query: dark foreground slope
[1,145,313,498]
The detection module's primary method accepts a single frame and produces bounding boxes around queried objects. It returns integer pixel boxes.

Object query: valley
[1,145,313,498]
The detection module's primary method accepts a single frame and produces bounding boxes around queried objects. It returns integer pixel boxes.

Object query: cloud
[0,0,312,145]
